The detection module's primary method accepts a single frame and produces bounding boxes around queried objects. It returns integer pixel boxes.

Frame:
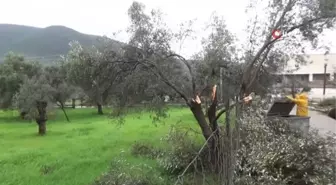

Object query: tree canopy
[0,52,41,109]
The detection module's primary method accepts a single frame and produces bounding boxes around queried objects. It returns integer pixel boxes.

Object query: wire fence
[173,100,242,185]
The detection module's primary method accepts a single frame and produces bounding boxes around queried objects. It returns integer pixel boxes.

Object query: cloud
[0,0,335,57]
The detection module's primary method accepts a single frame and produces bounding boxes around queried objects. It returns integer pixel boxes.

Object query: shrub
[318,98,336,107]
[131,142,161,159]
[327,108,335,119]
[236,108,336,185]
[92,158,168,185]
[157,126,209,175]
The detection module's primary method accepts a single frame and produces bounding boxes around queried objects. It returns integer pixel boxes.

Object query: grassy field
[0,107,199,185]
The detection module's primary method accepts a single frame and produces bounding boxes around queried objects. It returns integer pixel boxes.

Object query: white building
[277,54,336,100]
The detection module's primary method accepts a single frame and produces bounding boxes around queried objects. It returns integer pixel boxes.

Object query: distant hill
[0,24,122,63]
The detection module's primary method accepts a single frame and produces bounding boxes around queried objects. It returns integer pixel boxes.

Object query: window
[313,73,331,81]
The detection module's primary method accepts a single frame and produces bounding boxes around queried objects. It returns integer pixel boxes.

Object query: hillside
[0,24,121,63]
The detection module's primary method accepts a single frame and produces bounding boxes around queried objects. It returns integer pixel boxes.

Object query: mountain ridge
[0,24,120,63]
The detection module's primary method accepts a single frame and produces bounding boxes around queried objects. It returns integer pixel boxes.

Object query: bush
[236,108,336,185]
[318,98,336,107]
[327,108,335,119]
[131,142,162,159]
[157,126,208,175]
[92,158,168,185]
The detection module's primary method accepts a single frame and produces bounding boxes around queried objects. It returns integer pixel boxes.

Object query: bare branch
[166,53,196,95]
[142,60,191,106]
[174,128,219,185]
[241,0,320,94]
[286,16,335,33]
[242,14,335,94]
[213,104,236,125]
[101,61,141,98]
[245,46,272,92]
[211,94,252,125]
[125,46,191,106]
[208,85,218,131]
[245,0,294,74]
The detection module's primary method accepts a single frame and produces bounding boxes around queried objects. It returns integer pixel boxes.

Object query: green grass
[0,107,199,185]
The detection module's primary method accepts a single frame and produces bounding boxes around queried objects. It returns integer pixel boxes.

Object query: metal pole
[220,67,223,103]
[323,63,327,95]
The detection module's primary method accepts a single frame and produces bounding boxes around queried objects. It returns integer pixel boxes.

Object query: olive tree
[66,41,117,114]
[110,2,336,182]
[0,52,41,115]
[121,0,335,139]
[66,39,140,115]
[44,63,75,122]
[14,75,53,135]
[240,0,336,95]
[70,87,88,108]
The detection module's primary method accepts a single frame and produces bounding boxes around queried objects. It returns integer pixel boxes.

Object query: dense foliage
[235,109,336,185]
[0,52,41,109]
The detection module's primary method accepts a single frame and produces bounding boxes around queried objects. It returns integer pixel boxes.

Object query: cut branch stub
[192,95,201,104]
[211,85,217,101]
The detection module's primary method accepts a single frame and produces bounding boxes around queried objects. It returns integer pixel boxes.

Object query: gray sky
[0,0,335,58]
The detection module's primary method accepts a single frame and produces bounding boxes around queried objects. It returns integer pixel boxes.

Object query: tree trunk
[20,111,27,119]
[37,120,46,135]
[80,98,83,108]
[60,102,70,122]
[97,103,103,115]
[190,102,212,140]
[35,101,48,136]
[72,99,76,109]
[207,94,221,169]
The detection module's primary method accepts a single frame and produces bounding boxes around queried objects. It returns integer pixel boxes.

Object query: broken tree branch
[166,53,196,95]
[142,59,191,106]
[126,47,192,106]
[245,46,273,92]
[211,94,252,125]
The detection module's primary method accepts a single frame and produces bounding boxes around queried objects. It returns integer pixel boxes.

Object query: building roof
[281,53,336,75]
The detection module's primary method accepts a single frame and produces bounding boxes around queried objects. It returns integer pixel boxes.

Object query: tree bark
[37,120,46,135]
[72,98,76,109]
[35,101,47,136]
[190,101,223,172]
[97,103,103,115]
[190,102,212,140]
[20,111,27,119]
[80,98,83,108]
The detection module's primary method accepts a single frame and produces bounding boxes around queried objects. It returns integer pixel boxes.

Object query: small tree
[66,41,133,115]
[44,63,75,122]
[14,75,53,135]
[0,52,41,114]
[70,87,88,108]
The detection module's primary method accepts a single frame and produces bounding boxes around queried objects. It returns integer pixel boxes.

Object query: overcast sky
[0,0,335,58]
